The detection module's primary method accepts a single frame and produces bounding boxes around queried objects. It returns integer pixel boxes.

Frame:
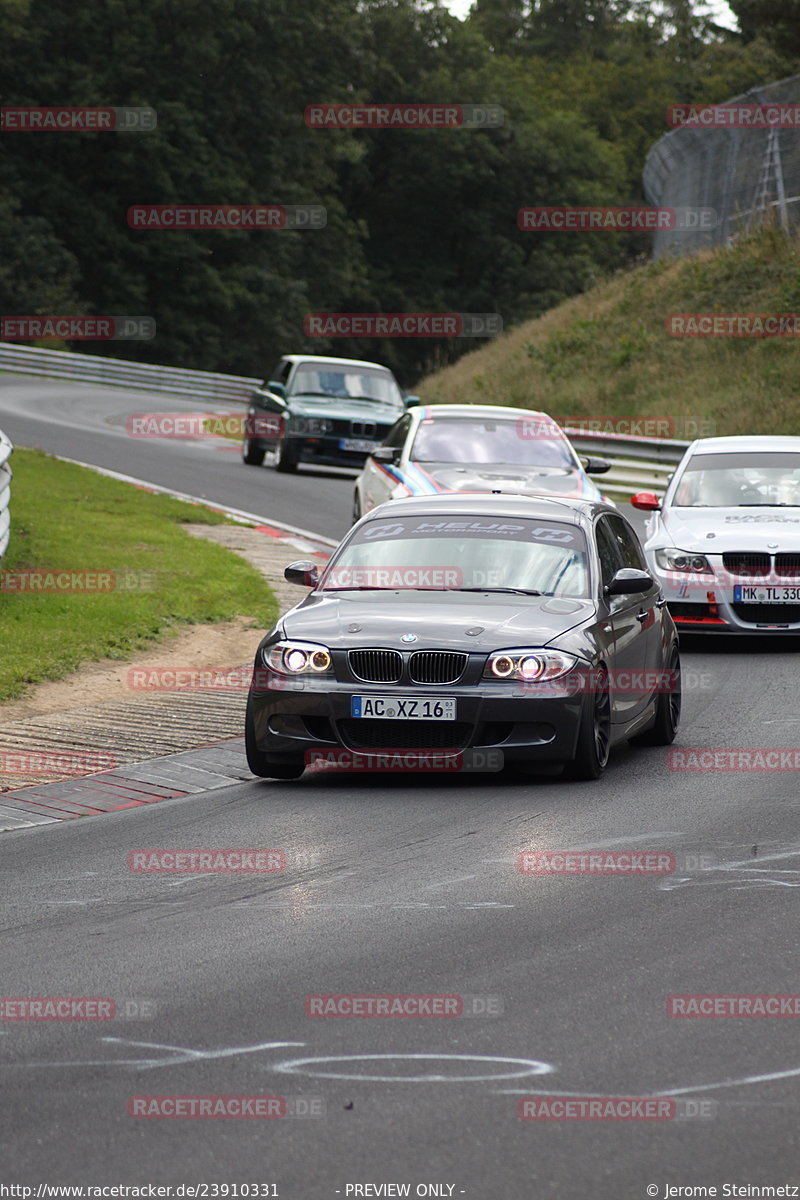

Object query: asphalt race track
[0,376,354,540]
[1,377,799,1196]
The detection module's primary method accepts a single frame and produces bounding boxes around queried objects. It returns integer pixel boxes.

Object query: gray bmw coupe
[245,495,681,781]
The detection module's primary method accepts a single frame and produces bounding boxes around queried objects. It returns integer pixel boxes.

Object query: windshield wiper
[457,587,542,596]
[737,502,799,507]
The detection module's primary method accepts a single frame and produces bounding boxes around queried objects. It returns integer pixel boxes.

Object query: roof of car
[280,355,395,371]
[413,404,556,422]
[687,435,800,454]
[363,493,613,524]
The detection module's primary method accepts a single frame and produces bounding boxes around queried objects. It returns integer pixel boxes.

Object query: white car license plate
[734,585,800,603]
[340,438,378,453]
[351,696,456,720]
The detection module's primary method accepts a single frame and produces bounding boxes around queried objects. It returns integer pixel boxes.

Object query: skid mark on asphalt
[0,1038,304,1071]
[0,1038,553,1084]
[495,1063,800,1098]
[660,843,800,890]
[271,1053,555,1083]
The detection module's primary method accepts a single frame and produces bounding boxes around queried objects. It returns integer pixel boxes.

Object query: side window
[268,359,291,385]
[607,514,647,571]
[383,416,411,450]
[595,517,624,591]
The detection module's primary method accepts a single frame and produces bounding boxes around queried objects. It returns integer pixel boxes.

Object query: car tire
[352,492,362,525]
[245,696,305,779]
[630,643,681,747]
[242,435,266,466]
[563,666,611,781]
[274,434,298,473]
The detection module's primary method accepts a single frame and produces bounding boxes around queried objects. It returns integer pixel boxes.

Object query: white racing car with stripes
[352,404,612,522]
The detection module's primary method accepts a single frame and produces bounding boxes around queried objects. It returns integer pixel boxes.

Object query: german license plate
[734,585,800,603]
[340,438,378,453]
[351,696,456,720]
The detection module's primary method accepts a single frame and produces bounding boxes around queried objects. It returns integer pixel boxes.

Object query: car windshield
[321,515,590,597]
[410,417,576,468]
[289,363,402,405]
[673,452,800,507]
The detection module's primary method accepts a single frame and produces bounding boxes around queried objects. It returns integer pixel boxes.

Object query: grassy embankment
[418,227,800,434]
[0,448,276,702]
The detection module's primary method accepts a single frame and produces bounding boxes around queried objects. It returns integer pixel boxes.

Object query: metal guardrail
[0,429,13,559]
[0,342,259,403]
[564,428,691,497]
[0,342,691,497]
[644,72,800,257]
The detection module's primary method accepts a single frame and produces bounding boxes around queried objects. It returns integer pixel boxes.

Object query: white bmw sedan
[632,435,800,633]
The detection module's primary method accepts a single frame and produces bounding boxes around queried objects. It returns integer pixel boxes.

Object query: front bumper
[290,436,380,468]
[651,561,800,633]
[248,670,586,769]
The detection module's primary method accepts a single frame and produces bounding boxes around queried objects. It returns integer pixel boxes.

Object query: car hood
[409,462,601,500]
[660,506,800,551]
[287,395,402,422]
[281,590,595,650]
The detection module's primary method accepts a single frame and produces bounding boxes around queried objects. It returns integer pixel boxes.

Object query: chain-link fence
[643,73,800,257]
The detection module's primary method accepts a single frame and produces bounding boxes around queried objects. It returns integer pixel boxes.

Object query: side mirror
[581,456,611,474]
[267,381,286,399]
[371,446,400,464]
[284,560,319,588]
[605,567,654,596]
[252,388,287,414]
[630,491,661,511]
[403,394,421,408]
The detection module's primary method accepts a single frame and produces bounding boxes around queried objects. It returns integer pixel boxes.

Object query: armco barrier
[0,429,12,559]
[564,428,690,497]
[0,342,690,496]
[0,342,259,404]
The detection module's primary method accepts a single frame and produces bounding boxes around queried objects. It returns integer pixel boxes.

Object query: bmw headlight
[293,417,333,435]
[263,640,333,676]
[483,649,577,682]
[655,549,713,574]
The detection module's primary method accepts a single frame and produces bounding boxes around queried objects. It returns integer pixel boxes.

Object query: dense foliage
[1,0,796,384]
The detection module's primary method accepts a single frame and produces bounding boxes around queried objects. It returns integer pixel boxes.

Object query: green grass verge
[418,227,800,435]
[0,447,277,702]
